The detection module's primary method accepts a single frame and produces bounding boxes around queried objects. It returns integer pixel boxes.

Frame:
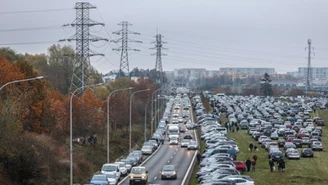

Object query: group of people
[245,154,257,172]
[269,158,285,172]
[249,143,258,152]
[224,122,239,132]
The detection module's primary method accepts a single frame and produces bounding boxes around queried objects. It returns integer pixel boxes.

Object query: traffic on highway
[90,88,198,185]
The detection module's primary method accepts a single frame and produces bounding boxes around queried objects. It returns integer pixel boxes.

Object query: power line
[0,25,62,32]
[0,41,57,46]
[0,8,72,14]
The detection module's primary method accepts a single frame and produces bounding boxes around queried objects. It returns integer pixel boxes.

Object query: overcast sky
[1,0,328,74]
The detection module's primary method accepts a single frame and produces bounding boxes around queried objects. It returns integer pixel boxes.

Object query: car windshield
[102,165,116,171]
[182,139,190,142]
[131,168,145,174]
[163,165,175,171]
[106,173,116,178]
[92,175,106,181]
[190,141,197,145]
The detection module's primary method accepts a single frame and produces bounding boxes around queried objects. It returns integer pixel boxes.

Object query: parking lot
[202,94,328,185]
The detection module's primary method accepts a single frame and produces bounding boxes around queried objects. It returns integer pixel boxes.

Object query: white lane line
[171,156,173,158]
[154,177,157,180]
[168,160,170,163]
[118,143,163,185]
[174,152,176,155]
[181,101,198,185]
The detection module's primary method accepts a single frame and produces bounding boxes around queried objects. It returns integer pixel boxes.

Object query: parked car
[301,148,314,157]
[292,139,303,148]
[278,139,286,147]
[311,141,323,151]
[270,151,284,162]
[270,132,279,140]
[286,149,300,160]
[161,165,177,180]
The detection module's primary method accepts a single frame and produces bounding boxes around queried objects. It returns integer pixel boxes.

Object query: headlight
[130,175,134,179]
[142,176,145,179]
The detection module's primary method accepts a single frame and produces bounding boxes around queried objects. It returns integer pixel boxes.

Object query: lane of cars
[194,95,254,185]
[89,91,199,185]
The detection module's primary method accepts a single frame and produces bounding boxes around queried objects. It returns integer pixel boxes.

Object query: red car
[232,161,246,172]
[316,120,325,126]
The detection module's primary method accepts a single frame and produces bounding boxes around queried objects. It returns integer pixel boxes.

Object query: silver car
[286,149,300,159]
[180,139,190,147]
[187,141,199,150]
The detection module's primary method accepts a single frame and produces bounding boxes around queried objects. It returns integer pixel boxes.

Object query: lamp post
[144,102,148,142]
[106,87,133,163]
[0,76,44,92]
[151,86,162,134]
[70,83,102,185]
[129,89,150,153]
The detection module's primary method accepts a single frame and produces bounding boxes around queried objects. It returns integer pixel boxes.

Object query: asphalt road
[119,97,197,185]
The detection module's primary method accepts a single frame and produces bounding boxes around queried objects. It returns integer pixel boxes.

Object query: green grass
[189,104,328,185]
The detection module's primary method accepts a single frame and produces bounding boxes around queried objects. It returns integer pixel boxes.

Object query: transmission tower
[305,39,315,93]
[63,2,108,93]
[151,34,167,83]
[111,21,142,77]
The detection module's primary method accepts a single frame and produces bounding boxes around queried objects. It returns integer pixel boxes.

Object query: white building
[219,68,275,75]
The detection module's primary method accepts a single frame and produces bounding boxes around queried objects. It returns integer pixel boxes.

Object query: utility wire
[0,25,62,32]
[0,41,57,46]
[0,8,73,14]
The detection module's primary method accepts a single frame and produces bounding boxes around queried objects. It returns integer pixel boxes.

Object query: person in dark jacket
[269,159,275,172]
[279,159,285,172]
[249,143,254,152]
[196,151,201,165]
[245,158,252,172]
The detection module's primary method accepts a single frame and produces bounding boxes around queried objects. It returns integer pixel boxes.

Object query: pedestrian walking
[249,143,254,152]
[269,159,275,172]
[236,125,239,132]
[254,145,258,152]
[245,158,252,172]
[279,159,285,172]
[251,159,256,171]
[196,151,201,165]
[252,154,258,162]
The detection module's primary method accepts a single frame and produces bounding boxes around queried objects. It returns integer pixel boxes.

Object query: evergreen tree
[260,73,273,96]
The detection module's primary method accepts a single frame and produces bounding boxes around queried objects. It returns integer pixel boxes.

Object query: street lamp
[129,89,150,153]
[151,86,162,134]
[0,76,44,92]
[144,100,150,142]
[70,83,102,185]
[106,87,133,163]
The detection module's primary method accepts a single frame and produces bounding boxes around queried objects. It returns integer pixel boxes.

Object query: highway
[119,95,197,185]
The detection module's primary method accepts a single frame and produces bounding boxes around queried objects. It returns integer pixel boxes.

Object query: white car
[115,162,128,176]
[169,138,179,145]
[101,163,121,181]
[105,173,119,185]
[228,177,254,185]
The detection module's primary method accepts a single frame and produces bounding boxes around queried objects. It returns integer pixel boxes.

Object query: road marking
[174,152,176,155]
[117,143,163,185]
[181,103,198,185]
[154,177,157,180]
[168,160,170,163]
